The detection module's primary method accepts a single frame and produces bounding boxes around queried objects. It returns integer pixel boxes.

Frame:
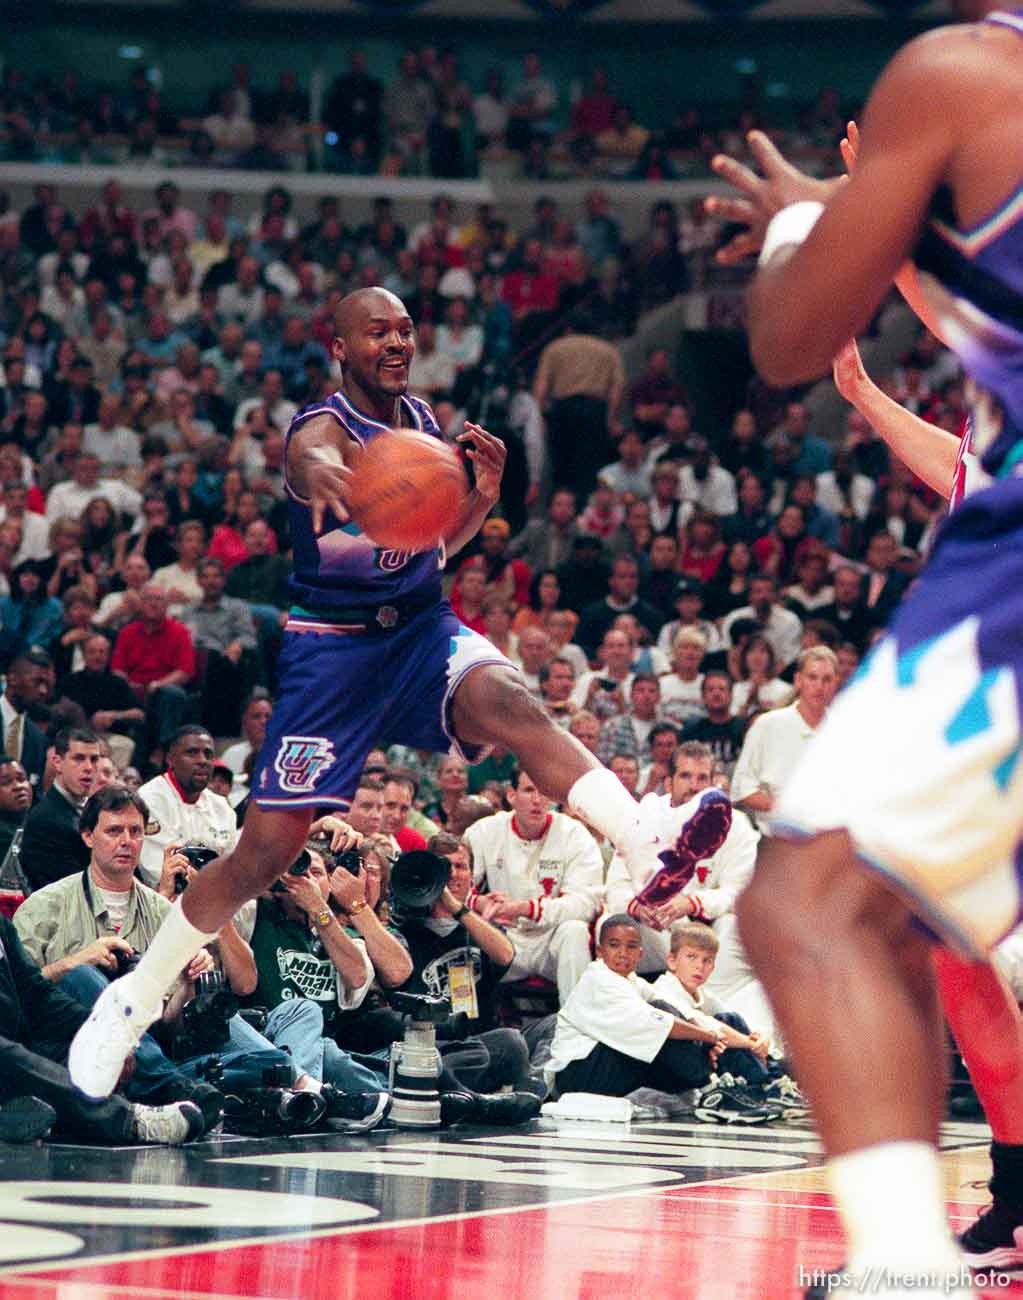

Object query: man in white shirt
[137,726,238,890]
[721,574,804,673]
[598,429,652,499]
[605,740,758,974]
[731,646,839,834]
[678,436,738,517]
[0,481,49,563]
[83,393,142,472]
[464,768,603,1001]
[46,452,141,525]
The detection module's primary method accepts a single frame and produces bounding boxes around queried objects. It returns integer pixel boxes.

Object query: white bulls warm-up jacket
[464,811,603,932]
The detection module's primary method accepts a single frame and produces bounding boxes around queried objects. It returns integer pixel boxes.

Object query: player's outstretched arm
[444,422,506,555]
[287,413,358,534]
[833,339,958,499]
[708,30,965,385]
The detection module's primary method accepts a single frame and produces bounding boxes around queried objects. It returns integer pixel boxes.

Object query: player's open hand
[705,131,837,265]
[305,446,355,535]
[457,422,505,504]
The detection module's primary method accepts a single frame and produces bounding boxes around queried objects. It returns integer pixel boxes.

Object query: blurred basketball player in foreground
[705,3,1023,1295]
[68,287,729,1103]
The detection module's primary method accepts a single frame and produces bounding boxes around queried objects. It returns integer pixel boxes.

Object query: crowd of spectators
[0,50,852,182]
[0,77,980,1130]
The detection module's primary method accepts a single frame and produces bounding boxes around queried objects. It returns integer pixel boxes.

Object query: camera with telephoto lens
[389,850,449,921]
[173,843,219,895]
[387,989,451,1129]
[170,968,239,1060]
[270,848,312,894]
[222,1064,326,1136]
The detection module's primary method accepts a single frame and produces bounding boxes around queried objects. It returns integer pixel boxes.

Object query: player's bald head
[334,287,410,340]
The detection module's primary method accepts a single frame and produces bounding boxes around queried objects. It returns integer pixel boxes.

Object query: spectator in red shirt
[111,583,196,770]
[501,239,560,323]
[382,772,428,853]
[454,518,531,609]
[571,68,618,141]
[628,347,689,438]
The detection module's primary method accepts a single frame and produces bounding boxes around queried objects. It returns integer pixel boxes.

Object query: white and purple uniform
[252,389,512,811]
[774,8,1023,958]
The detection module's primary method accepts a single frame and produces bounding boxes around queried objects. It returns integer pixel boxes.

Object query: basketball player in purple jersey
[68,287,730,1104]
[703,3,1023,1295]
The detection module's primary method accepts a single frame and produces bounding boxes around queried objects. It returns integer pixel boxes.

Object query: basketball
[346,428,470,552]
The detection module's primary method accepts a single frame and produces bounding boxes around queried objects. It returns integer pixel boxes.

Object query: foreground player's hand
[832,338,869,403]
[457,422,505,503]
[305,445,355,535]
[705,131,836,265]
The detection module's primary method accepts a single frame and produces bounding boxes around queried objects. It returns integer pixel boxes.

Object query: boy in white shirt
[651,922,772,1085]
[545,913,725,1097]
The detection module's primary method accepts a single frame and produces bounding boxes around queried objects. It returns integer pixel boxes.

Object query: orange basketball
[347,428,470,552]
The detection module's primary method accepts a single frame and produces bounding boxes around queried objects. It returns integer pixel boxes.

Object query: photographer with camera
[395,833,544,1098]
[242,841,398,1116]
[11,785,282,1134]
[137,726,238,891]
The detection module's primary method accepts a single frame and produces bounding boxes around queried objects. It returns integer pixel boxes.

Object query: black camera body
[112,947,141,979]
[174,843,220,895]
[171,969,238,1060]
[270,848,312,894]
[390,850,449,920]
[389,989,452,1024]
[334,847,362,876]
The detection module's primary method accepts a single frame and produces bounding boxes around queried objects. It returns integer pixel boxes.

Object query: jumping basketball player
[68,287,730,1102]
[834,335,1023,1273]
[703,3,1023,1295]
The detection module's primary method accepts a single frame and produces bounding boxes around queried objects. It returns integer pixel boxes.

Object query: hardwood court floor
[0,1117,1016,1300]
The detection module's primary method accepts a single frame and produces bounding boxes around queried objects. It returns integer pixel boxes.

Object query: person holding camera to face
[137,725,238,890]
[241,841,400,1117]
[396,833,544,1099]
[12,784,284,1137]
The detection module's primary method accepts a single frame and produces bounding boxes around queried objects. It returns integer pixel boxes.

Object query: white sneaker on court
[69,975,164,1100]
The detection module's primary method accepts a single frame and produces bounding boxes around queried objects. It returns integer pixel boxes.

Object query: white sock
[828,1142,964,1276]
[130,899,218,1009]
[566,767,644,850]
[298,1076,322,1094]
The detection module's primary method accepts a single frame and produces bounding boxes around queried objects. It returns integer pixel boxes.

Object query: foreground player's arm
[840,121,951,347]
[444,422,506,556]
[832,339,957,499]
[287,412,359,534]
[710,32,963,385]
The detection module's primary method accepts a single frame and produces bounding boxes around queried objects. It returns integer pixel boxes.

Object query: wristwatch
[347,899,369,916]
[452,904,470,923]
[312,909,334,929]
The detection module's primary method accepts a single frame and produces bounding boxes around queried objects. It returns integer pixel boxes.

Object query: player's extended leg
[934,949,1023,1268]
[69,805,313,1099]
[451,665,727,881]
[738,831,971,1296]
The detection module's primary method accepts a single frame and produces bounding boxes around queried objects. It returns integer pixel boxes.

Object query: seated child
[651,921,773,1085]
[545,913,726,1098]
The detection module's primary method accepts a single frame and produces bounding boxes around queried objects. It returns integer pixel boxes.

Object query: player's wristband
[758,200,825,267]
[452,905,470,923]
